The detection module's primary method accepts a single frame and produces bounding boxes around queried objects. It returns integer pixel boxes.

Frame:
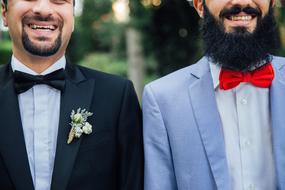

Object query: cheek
[64,17,74,34]
[6,13,21,34]
[204,1,225,18]
[6,4,30,27]
[261,5,271,17]
[61,15,74,41]
[57,9,74,30]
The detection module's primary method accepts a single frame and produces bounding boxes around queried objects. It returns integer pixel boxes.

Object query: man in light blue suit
[143,0,285,189]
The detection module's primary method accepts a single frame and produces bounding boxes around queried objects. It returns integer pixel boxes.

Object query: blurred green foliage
[79,52,158,84]
[67,0,126,63]
[0,39,12,64]
[79,53,127,77]
[129,0,152,30]
[79,0,112,52]
[143,0,201,76]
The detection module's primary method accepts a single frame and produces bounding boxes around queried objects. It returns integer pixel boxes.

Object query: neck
[13,49,65,74]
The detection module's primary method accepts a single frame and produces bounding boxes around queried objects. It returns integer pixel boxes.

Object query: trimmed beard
[202,4,278,71]
[21,15,63,57]
[22,31,62,57]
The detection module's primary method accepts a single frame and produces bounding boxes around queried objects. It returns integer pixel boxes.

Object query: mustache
[22,15,63,28]
[219,6,262,18]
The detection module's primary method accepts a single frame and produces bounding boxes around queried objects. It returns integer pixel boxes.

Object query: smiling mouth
[28,24,57,31]
[224,12,258,22]
[228,15,254,21]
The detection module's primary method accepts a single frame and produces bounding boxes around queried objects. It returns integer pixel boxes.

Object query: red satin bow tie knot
[219,63,274,90]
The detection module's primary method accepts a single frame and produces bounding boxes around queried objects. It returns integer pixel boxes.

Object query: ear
[193,0,204,18]
[1,1,8,27]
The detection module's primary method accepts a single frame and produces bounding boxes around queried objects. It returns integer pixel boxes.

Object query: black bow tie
[13,69,66,94]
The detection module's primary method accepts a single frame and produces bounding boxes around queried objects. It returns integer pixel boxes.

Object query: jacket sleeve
[118,80,144,190]
[142,84,177,190]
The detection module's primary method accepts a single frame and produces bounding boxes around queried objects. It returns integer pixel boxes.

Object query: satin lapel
[0,64,34,190]
[188,58,230,190]
[51,63,95,190]
[270,61,285,189]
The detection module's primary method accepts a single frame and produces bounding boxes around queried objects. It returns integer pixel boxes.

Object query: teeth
[30,24,55,30]
[230,15,252,21]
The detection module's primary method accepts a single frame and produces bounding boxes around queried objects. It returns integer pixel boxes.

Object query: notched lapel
[0,64,34,190]
[188,59,230,190]
[51,63,95,190]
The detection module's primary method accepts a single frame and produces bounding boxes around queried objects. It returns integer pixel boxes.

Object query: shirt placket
[236,86,256,190]
[33,86,50,190]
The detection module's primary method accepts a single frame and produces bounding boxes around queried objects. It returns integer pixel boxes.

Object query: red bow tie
[219,63,274,90]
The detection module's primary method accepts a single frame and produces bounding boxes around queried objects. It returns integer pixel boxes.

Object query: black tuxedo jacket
[0,62,143,190]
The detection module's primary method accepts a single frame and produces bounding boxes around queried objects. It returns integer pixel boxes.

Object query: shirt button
[242,140,251,149]
[240,98,247,105]
[248,184,256,190]
[244,140,251,146]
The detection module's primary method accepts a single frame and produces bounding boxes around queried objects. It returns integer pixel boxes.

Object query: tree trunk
[280,25,285,49]
[126,27,145,100]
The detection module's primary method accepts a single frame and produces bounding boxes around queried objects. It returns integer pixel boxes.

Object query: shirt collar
[11,55,66,75]
[209,61,221,90]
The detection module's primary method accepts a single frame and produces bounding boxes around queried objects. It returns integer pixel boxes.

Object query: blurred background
[1,0,285,99]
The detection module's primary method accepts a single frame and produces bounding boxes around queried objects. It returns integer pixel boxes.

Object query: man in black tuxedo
[0,0,143,189]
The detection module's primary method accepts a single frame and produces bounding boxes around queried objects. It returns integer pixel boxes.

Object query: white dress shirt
[11,55,66,190]
[210,63,276,190]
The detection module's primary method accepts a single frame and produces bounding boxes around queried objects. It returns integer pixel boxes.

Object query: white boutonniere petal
[67,108,93,144]
[82,122,93,134]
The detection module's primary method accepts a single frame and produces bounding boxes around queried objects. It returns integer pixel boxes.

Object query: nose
[32,0,54,17]
[230,0,253,7]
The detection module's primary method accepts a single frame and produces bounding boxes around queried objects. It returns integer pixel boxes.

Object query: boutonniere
[67,108,93,144]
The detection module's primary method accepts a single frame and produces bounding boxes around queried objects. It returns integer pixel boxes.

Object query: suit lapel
[51,63,95,190]
[270,60,285,189]
[188,58,230,190]
[0,64,34,190]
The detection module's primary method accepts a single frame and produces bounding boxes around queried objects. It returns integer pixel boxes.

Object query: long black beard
[202,4,278,71]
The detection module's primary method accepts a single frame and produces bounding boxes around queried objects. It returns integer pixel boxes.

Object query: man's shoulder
[272,55,285,66]
[145,57,208,94]
[0,63,12,84]
[76,64,130,87]
[0,63,10,73]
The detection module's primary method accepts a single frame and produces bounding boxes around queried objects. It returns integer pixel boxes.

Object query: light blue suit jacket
[142,56,285,190]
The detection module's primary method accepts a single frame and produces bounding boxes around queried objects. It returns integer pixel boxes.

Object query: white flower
[82,122,92,134]
[73,113,84,123]
[67,108,94,144]
[74,126,83,138]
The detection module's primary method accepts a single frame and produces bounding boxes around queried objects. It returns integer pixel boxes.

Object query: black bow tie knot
[13,69,66,94]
